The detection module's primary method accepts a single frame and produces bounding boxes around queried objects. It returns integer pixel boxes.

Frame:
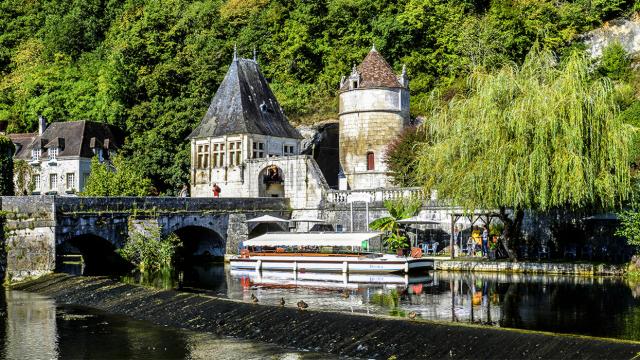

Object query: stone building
[9,118,123,195]
[188,52,328,209]
[338,46,410,190]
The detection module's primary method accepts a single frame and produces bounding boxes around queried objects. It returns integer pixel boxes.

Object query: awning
[242,232,382,247]
[397,216,441,224]
[246,215,289,223]
[289,217,327,223]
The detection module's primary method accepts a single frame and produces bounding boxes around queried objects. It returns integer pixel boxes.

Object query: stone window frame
[283,144,295,156]
[33,174,41,191]
[49,173,58,191]
[66,172,75,190]
[366,151,375,171]
[48,147,59,160]
[252,141,265,158]
[212,142,225,168]
[31,148,41,161]
[228,141,242,166]
[196,143,210,169]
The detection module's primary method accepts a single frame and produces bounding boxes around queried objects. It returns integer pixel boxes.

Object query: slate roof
[9,121,124,160]
[188,58,302,140]
[8,133,37,159]
[340,48,404,91]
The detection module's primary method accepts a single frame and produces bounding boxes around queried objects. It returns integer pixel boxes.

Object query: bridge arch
[169,225,226,265]
[56,233,131,275]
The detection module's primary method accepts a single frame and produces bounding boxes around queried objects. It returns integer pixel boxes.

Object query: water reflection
[125,264,640,341]
[0,289,334,359]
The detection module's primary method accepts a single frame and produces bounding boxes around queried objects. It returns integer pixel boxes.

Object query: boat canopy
[242,232,382,247]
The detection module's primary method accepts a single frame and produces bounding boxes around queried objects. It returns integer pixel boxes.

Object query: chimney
[38,115,47,136]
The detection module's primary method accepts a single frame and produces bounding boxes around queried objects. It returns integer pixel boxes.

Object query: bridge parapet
[0,196,290,283]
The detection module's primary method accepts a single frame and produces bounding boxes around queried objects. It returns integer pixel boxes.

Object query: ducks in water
[251,293,259,303]
[341,290,350,299]
[408,311,417,320]
[279,297,285,307]
[297,300,308,310]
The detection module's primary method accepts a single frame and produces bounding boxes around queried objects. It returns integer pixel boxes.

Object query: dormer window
[31,148,41,161]
[350,80,358,89]
[48,147,58,160]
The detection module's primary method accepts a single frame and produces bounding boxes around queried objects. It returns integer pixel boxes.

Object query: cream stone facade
[188,53,329,209]
[9,119,123,195]
[338,47,410,190]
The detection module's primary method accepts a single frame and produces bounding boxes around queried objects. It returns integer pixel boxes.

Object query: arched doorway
[56,235,131,275]
[172,226,226,265]
[259,165,285,197]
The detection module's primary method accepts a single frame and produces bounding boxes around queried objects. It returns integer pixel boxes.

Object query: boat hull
[229,255,433,274]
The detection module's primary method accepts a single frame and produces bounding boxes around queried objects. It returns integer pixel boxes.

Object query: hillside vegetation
[0,0,638,193]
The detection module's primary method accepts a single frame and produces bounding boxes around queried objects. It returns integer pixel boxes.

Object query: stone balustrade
[326,187,447,207]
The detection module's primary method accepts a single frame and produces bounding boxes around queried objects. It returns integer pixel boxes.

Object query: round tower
[338,46,410,190]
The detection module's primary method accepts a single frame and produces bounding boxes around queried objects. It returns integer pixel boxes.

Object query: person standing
[212,183,221,198]
[179,184,189,198]
[481,225,489,258]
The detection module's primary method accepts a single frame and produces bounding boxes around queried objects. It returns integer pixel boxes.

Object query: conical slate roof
[340,47,404,91]
[188,58,302,139]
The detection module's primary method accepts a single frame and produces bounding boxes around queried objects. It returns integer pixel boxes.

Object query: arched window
[366,152,375,171]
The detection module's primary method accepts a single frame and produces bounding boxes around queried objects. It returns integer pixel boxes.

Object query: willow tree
[416,48,633,260]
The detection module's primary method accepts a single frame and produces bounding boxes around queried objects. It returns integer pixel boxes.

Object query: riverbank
[429,258,627,276]
[12,274,640,359]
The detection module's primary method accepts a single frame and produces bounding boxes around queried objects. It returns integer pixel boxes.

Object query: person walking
[212,183,221,198]
[481,225,489,258]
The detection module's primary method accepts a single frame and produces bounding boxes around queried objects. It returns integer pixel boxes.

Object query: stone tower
[338,46,409,190]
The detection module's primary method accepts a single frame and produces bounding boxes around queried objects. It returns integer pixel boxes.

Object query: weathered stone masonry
[0,196,289,282]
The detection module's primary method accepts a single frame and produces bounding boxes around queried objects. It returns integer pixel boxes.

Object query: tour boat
[229,232,434,274]
[230,269,433,289]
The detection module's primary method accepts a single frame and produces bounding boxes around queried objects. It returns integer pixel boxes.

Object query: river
[5,266,640,359]
[0,289,333,359]
[124,264,640,341]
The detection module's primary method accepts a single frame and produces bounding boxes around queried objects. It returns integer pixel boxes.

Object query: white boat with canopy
[229,232,433,274]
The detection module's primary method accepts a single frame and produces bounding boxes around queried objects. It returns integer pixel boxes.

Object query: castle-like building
[339,45,409,190]
[188,46,409,205]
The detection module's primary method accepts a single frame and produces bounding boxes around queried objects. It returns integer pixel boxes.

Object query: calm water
[0,289,333,359]
[124,265,640,341]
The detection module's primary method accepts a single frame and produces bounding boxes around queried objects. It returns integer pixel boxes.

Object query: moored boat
[229,232,433,274]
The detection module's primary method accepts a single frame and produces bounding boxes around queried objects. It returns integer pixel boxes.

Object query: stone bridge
[0,196,289,282]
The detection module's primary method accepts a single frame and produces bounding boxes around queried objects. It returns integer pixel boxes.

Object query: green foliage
[416,47,632,214]
[0,0,636,192]
[385,126,424,187]
[0,136,14,196]
[369,198,421,251]
[598,41,632,81]
[119,225,181,271]
[616,210,640,248]
[13,159,34,195]
[82,155,153,196]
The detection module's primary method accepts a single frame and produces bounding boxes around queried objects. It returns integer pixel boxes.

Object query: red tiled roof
[341,49,403,91]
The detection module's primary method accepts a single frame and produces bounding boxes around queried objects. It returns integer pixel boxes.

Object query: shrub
[0,136,14,196]
[119,225,181,271]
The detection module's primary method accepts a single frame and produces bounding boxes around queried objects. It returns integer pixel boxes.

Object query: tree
[119,224,181,271]
[13,159,34,195]
[369,198,422,252]
[82,155,153,196]
[416,47,633,260]
[597,41,631,81]
[385,126,423,187]
[0,136,14,196]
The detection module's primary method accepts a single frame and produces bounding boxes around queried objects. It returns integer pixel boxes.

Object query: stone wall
[0,196,290,282]
[338,87,410,190]
[2,197,57,282]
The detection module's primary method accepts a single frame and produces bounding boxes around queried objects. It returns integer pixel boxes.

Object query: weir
[0,196,289,282]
